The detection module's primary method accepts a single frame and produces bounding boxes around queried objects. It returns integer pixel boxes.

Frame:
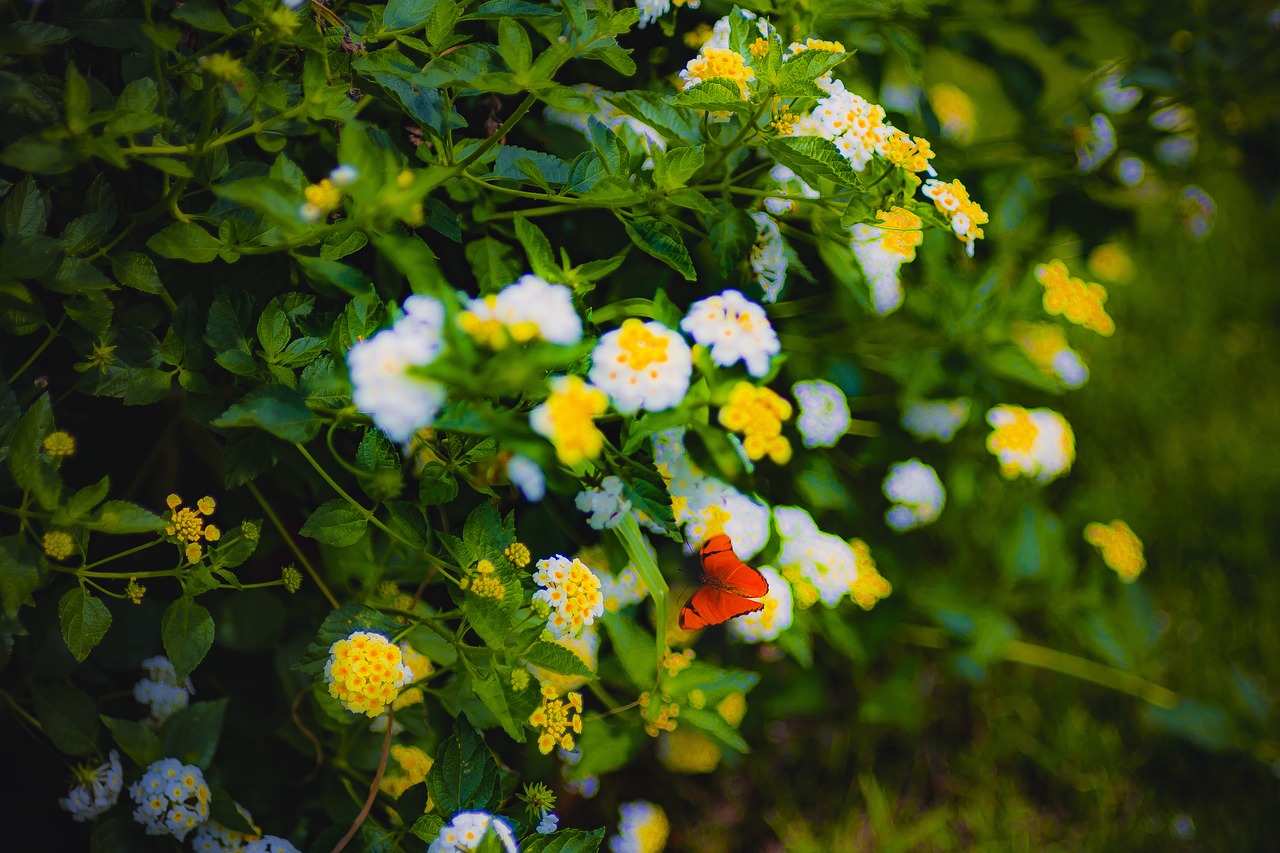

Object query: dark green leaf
[622,217,695,280]
[58,587,111,662]
[521,828,606,853]
[523,641,595,678]
[159,699,228,769]
[146,222,222,263]
[101,715,162,768]
[212,385,321,442]
[300,499,369,547]
[427,717,501,816]
[110,252,163,294]
[31,680,100,756]
[765,136,861,189]
[161,598,215,681]
[8,393,60,509]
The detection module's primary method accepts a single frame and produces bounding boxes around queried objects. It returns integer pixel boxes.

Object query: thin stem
[0,689,43,732]
[456,92,538,171]
[329,709,394,853]
[7,315,67,384]
[898,625,1179,709]
[79,537,164,571]
[246,480,340,608]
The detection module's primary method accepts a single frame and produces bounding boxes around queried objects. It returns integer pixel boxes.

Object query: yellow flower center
[541,376,608,466]
[616,319,671,370]
[991,408,1039,454]
[686,47,756,96]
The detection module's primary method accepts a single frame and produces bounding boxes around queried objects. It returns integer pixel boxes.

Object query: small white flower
[985,405,1075,482]
[537,811,559,834]
[458,274,583,349]
[680,289,780,377]
[747,213,789,303]
[728,567,793,643]
[765,165,820,216]
[428,811,518,853]
[575,476,631,529]
[610,801,670,853]
[60,751,123,822]
[507,454,546,502]
[192,802,260,853]
[533,556,605,639]
[902,399,970,442]
[635,0,671,28]
[298,202,323,223]
[134,656,194,723]
[328,164,359,186]
[773,506,862,607]
[347,296,448,446]
[849,207,923,315]
[589,319,692,414]
[1095,66,1141,115]
[129,758,210,841]
[243,838,301,853]
[793,380,850,448]
[882,459,945,531]
[1076,114,1117,173]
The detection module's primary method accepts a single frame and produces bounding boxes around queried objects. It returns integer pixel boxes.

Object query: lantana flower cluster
[165,494,220,564]
[457,274,583,350]
[530,684,585,754]
[134,655,195,723]
[1035,259,1116,336]
[59,751,123,822]
[985,405,1076,482]
[129,758,211,841]
[323,631,415,717]
[428,811,518,853]
[533,555,605,639]
[1085,520,1146,581]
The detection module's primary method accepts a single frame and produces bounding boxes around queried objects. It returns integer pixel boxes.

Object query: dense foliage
[1,0,1277,850]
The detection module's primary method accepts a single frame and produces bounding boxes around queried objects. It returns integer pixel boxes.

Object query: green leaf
[8,393,60,509]
[66,476,110,520]
[465,237,519,294]
[420,464,459,505]
[213,177,304,231]
[293,254,374,297]
[681,705,750,753]
[523,641,595,678]
[426,0,461,49]
[410,814,446,843]
[427,717,501,816]
[300,499,369,547]
[159,699,228,769]
[622,217,695,280]
[514,217,560,281]
[161,597,215,681]
[1,176,50,239]
[383,0,438,31]
[296,604,402,675]
[765,136,861,189]
[777,49,849,97]
[31,681,99,756]
[521,828,606,853]
[171,0,233,33]
[256,298,291,360]
[671,78,752,113]
[620,461,678,541]
[705,204,755,278]
[101,715,162,768]
[58,588,112,662]
[212,385,321,443]
[654,145,705,190]
[83,501,164,533]
[0,536,41,620]
[464,0,560,19]
[470,666,531,741]
[146,222,222,263]
[110,251,164,294]
[601,610,657,690]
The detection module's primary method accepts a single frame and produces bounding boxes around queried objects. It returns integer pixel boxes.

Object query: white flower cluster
[575,476,632,529]
[129,758,211,841]
[589,320,692,414]
[793,78,889,171]
[1076,114,1117,173]
[533,555,605,639]
[921,179,984,257]
[728,567,794,643]
[882,459,946,531]
[347,296,448,445]
[652,428,771,560]
[773,506,862,607]
[680,289,780,378]
[849,207,923,315]
[634,0,701,28]
[458,274,583,349]
[59,750,123,822]
[901,399,970,442]
[793,380,850,448]
[596,564,648,613]
[986,405,1075,482]
[764,165,821,216]
[192,802,259,853]
[610,801,670,853]
[243,838,300,853]
[506,454,546,502]
[543,84,666,153]
[748,212,789,303]
[427,811,518,853]
[134,655,194,723]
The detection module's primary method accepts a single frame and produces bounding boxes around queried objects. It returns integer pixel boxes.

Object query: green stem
[78,537,164,571]
[0,689,43,732]
[246,480,340,609]
[456,92,538,171]
[899,625,1179,709]
[7,315,67,384]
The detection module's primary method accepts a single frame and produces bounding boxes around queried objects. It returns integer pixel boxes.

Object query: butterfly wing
[699,534,769,598]
[679,586,765,631]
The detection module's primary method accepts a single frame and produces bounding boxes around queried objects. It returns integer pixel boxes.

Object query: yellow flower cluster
[790,37,847,53]
[42,430,76,458]
[380,745,433,799]
[461,559,506,601]
[1084,521,1146,582]
[531,375,608,466]
[43,530,75,561]
[198,52,243,82]
[923,178,989,254]
[1034,260,1115,336]
[323,631,413,717]
[716,691,747,727]
[848,539,892,610]
[928,83,977,142]
[457,295,540,349]
[165,495,220,564]
[878,129,936,174]
[126,577,146,604]
[718,381,793,464]
[504,542,531,568]
[1088,242,1136,284]
[682,47,756,98]
[662,648,694,678]
[639,691,680,737]
[529,685,583,754]
[304,179,343,215]
[533,555,605,639]
[873,207,925,259]
[392,642,434,711]
[658,728,722,774]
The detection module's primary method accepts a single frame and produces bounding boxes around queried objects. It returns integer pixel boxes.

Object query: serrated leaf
[470,666,529,742]
[622,217,695,280]
[514,217,560,281]
[766,136,861,189]
[8,393,60,509]
[300,499,368,547]
[58,588,112,662]
[83,501,164,533]
[521,828,606,853]
[523,641,595,678]
[110,251,163,294]
[159,699,228,769]
[161,598,215,681]
[427,717,501,816]
[777,49,849,97]
[146,222,221,263]
[671,78,753,112]
[212,385,321,443]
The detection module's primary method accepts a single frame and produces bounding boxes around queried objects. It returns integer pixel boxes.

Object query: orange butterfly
[678,534,770,631]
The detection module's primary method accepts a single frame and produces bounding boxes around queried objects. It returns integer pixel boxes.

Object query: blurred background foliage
[2,0,1278,849]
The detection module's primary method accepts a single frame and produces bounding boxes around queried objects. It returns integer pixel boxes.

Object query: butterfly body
[679,534,769,631]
